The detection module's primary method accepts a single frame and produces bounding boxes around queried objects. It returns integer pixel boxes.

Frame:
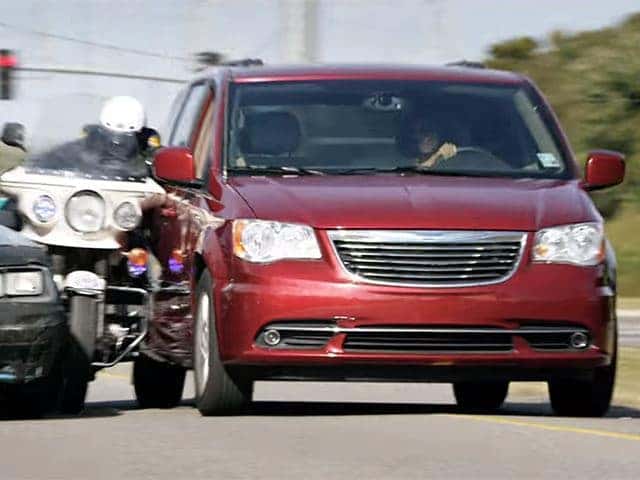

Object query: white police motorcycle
[0,118,166,413]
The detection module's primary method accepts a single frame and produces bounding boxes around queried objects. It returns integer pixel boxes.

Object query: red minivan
[139,64,625,417]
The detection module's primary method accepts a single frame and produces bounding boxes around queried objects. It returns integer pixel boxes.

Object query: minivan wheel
[453,381,509,412]
[193,270,252,416]
[133,353,186,409]
[548,347,616,417]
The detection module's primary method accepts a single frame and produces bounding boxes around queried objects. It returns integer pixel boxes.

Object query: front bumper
[215,247,615,381]
[0,301,67,383]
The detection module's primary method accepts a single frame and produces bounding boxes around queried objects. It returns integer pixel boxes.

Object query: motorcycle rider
[96,95,161,155]
[96,96,167,285]
[78,96,162,178]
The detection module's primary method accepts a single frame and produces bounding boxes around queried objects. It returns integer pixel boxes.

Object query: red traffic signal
[0,49,17,100]
[0,52,17,68]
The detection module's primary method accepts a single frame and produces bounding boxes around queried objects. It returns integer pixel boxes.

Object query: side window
[161,88,188,141]
[192,98,215,179]
[169,83,209,147]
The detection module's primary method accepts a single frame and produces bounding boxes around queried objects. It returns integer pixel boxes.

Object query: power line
[16,65,187,84]
[0,20,192,62]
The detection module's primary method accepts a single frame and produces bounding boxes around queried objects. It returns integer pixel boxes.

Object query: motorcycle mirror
[1,122,27,151]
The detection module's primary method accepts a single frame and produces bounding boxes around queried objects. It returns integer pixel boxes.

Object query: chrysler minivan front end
[155,66,624,416]
[218,71,623,416]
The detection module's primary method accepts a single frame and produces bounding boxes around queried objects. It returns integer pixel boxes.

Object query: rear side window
[169,83,210,147]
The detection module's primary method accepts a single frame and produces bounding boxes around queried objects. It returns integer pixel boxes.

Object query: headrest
[239,111,301,155]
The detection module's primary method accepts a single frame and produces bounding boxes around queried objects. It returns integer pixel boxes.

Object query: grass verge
[510,347,640,409]
[618,298,640,310]
[605,202,640,298]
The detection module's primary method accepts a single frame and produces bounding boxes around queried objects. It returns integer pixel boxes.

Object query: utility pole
[281,0,318,63]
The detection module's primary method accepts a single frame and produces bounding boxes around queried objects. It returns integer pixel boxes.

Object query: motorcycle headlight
[114,201,141,230]
[66,191,105,233]
[32,195,56,223]
[233,220,321,263]
[3,271,44,296]
[532,223,604,266]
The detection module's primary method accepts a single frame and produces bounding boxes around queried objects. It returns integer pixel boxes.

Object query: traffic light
[0,49,17,100]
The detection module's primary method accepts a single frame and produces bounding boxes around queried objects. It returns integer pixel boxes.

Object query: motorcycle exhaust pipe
[65,271,105,360]
[69,294,99,360]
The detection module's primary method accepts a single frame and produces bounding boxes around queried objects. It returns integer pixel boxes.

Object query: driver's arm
[418,142,457,168]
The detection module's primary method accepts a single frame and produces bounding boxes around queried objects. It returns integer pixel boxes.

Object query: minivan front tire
[193,270,252,416]
[548,347,616,417]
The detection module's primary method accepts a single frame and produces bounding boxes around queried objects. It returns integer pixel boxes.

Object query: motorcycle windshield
[6,94,150,181]
[24,126,148,180]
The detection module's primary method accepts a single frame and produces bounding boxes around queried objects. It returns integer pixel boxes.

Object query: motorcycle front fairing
[1,128,165,249]
[0,128,167,370]
[0,167,164,249]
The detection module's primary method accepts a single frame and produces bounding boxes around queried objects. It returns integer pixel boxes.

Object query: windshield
[227,80,573,179]
[24,125,147,180]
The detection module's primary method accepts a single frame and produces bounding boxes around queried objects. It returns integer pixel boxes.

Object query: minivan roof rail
[221,58,264,67]
[445,60,486,69]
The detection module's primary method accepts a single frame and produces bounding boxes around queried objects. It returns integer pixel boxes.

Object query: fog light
[570,331,589,349]
[263,329,281,347]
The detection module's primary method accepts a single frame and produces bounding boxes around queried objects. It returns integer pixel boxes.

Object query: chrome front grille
[329,230,526,287]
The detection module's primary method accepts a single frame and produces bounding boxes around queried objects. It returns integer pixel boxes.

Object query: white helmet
[99,96,146,133]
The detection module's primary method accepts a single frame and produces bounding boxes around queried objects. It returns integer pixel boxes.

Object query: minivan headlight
[233,220,321,263]
[532,222,604,266]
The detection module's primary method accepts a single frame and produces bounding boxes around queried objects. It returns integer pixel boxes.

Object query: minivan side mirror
[1,122,26,151]
[583,150,625,191]
[153,147,200,187]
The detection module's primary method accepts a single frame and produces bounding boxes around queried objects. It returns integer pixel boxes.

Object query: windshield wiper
[332,166,422,175]
[332,166,505,178]
[227,165,325,176]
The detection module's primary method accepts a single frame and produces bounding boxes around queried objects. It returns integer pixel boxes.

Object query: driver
[398,115,458,168]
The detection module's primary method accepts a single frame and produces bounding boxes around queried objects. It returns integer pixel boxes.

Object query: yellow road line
[449,414,640,442]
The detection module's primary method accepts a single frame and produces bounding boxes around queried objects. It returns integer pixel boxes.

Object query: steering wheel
[440,146,512,171]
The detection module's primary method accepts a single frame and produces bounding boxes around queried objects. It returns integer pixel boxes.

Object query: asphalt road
[1,369,640,479]
[1,312,639,480]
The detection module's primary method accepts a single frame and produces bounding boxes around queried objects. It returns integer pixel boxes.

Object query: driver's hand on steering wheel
[438,142,458,159]
[419,141,458,168]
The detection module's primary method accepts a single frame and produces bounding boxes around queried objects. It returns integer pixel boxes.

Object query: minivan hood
[228,175,598,231]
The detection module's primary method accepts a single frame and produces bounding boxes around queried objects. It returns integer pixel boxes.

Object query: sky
[0,0,639,141]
